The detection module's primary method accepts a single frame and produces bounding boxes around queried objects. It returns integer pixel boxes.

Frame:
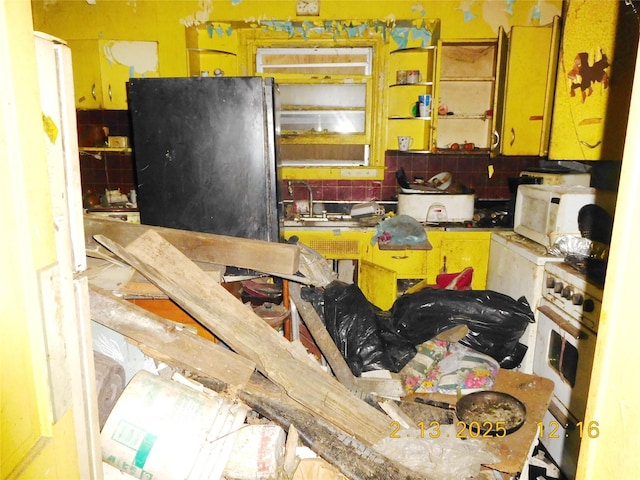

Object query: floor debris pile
[85,215,552,480]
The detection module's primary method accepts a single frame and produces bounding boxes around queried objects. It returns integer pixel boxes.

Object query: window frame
[241,32,386,178]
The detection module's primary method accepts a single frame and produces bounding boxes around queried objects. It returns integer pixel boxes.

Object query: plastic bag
[372,426,499,480]
[390,289,534,367]
[370,214,428,246]
[307,282,533,373]
[304,282,416,375]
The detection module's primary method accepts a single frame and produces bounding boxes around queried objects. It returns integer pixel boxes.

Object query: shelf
[389,149,434,154]
[440,76,495,82]
[438,114,491,120]
[390,46,437,54]
[187,48,236,56]
[79,147,132,153]
[388,116,432,120]
[389,82,434,88]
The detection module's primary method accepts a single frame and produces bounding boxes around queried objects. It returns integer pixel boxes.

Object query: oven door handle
[538,305,586,340]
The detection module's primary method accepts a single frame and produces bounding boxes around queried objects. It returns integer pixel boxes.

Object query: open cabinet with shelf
[185,25,238,77]
[386,46,437,152]
[434,32,506,154]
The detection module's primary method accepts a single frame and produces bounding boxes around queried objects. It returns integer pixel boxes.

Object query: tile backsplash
[76,109,541,204]
[281,152,541,205]
[77,110,136,198]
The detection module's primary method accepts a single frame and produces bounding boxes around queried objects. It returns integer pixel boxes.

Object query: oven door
[534,299,598,478]
[539,397,582,479]
[534,299,597,416]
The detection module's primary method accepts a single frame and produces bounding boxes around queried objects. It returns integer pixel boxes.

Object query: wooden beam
[88,285,255,386]
[288,283,357,391]
[94,230,392,446]
[88,282,424,478]
[84,214,300,276]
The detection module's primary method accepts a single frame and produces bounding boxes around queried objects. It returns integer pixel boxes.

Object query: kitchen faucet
[287,180,313,217]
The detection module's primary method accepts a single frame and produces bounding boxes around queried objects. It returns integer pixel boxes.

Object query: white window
[256,47,373,166]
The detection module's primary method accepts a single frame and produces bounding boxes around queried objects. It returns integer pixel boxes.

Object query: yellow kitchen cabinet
[67,39,159,109]
[360,235,430,310]
[548,0,637,161]
[425,230,492,290]
[386,46,437,152]
[434,32,507,155]
[359,260,397,311]
[500,18,560,156]
[282,229,368,260]
[185,24,239,77]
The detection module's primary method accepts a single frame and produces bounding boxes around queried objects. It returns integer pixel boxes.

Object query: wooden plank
[84,214,299,276]
[88,285,255,386]
[94,230,392,446]
[288,283,356,391]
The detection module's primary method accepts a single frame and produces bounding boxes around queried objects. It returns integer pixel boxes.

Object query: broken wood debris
[88,285,256,386]
[94,229,392,447]
[84,214,300,276]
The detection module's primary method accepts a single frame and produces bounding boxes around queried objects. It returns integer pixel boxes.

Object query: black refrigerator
[128,76,279,241]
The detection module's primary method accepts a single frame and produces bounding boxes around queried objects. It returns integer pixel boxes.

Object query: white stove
[541,262,603,333]
[534,261,604,479]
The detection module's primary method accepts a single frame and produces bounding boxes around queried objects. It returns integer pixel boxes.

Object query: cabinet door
[548,0,637,160]
[501,18,560,156]
[67,40,159,109]
[67,39,103,109]
[359,260,397,310]
[439,232,491,290]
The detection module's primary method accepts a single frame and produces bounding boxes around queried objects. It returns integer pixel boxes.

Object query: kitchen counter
[410,369,554,476]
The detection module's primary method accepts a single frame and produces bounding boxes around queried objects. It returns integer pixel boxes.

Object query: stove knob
[562,286,573,299]
[553,281,564,294]
[572,293,584,306]
[583,299,595,313]
[546,277,556,289]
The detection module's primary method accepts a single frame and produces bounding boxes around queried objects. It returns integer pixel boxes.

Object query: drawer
[369,247,428,278]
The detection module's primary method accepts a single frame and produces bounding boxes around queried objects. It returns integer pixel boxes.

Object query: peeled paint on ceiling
[103,41,159,76]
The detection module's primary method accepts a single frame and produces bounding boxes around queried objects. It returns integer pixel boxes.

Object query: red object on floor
[435,267,474,290]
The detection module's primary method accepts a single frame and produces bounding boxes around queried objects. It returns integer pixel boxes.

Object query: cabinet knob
[91,83,96,101]
[108,84,112,102]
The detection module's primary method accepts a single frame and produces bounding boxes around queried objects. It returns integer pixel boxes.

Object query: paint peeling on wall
[103,41,158,75]
[180,0,213,27]
[454,1,561,34]
[458,1,478,23]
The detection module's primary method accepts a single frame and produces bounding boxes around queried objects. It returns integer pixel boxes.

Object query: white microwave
[514,184,616,248]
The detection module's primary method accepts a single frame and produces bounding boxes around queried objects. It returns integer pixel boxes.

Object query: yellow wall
[31,0,563,77]
[1,1,81,478]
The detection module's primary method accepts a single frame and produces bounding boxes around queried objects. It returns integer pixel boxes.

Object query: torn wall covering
[198,18,440,48]
[102,41,159,76]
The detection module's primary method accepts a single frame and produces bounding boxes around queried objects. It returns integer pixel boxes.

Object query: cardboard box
[107,136,129,148]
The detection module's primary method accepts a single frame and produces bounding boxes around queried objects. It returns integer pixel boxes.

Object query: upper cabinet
[185,25,238,78]
[433,30,507,156]
[386,46,438,152]
[548,0,638,161]
[500,18,561,156]
[67,40,159,109]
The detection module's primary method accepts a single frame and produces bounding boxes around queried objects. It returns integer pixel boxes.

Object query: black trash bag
[306,281,417,376]
[390,289,534,367]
